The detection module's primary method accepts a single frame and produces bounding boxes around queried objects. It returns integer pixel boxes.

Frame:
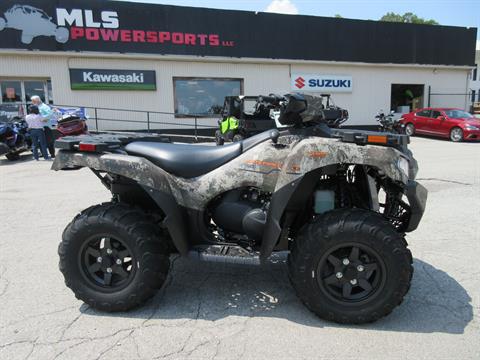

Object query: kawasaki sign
[292,74,353,93]
[69,69,156,90]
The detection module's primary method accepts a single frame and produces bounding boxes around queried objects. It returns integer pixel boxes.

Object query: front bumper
[405,180,428,232]
[463,129,480,141]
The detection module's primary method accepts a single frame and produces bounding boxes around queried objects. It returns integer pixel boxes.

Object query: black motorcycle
[0,118,31,161]
[375,110,405,134]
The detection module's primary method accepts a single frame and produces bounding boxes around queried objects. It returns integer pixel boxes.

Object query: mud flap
[405,180,428,232]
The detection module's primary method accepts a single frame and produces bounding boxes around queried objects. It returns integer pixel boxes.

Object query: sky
[114,0,479,49]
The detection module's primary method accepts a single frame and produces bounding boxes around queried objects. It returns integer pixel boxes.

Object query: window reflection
[174,78,242,116]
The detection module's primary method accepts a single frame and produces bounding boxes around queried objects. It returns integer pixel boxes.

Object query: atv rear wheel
[58,202,170,312]
[288,208,413,324]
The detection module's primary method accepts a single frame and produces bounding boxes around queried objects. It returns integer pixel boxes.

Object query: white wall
[291,63,470,125]
[0,52,470,130]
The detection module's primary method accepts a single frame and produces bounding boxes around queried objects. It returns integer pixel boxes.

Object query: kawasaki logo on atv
[292,74,353,93]
[69,68,156,90]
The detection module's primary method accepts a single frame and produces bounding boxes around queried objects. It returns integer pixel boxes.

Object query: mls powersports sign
[0,0,475,65]
[0,0,235,56]
[69,69,156,90]
[292,74,353,93]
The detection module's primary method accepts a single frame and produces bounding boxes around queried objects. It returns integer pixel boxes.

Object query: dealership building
[0,0,477,132]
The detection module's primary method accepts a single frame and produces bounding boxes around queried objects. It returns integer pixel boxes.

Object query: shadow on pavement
[0,152,35,165]
[84,255,473,334]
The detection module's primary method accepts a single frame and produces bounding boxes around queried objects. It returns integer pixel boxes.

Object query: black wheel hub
[317,244,386,303]
[80,236,135,289]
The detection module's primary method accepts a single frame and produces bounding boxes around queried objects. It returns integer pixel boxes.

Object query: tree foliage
[380,12,439,25]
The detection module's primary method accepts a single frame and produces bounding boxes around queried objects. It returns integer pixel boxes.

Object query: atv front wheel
[58,203,170,312]
[288,209,413,324]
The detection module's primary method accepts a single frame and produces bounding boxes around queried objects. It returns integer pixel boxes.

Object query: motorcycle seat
[124,129,279,178]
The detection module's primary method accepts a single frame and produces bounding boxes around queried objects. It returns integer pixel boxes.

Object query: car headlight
[465,125,479,130]
[397,157,410,178]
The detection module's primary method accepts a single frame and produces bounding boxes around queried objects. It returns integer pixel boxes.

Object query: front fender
[260,138,410,261]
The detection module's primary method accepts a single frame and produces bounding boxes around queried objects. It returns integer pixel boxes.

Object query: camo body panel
[52,134,407,210]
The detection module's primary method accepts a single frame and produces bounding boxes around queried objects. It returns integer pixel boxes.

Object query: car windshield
[444,110,473,118]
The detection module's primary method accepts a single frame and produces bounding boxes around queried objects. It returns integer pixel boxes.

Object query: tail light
[78,143,97,152]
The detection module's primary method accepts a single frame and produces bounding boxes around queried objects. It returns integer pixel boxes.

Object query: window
[173,77,243,116]
[24,81,46,103]
[0,79,52,105]
[416,110,431,117]
[444,110,474,119]
[1,81,22,102]
[473,65,477,81]
[431,110,442,118]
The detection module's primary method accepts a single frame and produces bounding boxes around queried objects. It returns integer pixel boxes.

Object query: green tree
[380,12,439,25]
[334,14,343,18]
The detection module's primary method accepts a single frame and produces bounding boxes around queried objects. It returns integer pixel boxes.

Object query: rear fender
[52,150,190,255]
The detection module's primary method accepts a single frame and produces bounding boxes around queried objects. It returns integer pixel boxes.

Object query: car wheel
[288,209,413,324]
[232,134,244,142]
[449,127,463,142]
[405,123,415,136]
[55,27,69,43]
[58,202,171,312]
[0,17,6,31]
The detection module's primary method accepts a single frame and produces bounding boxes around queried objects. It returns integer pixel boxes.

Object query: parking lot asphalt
[0,136,479,360]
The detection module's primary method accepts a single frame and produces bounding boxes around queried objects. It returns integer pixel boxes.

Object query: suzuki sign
[292,74,353,93]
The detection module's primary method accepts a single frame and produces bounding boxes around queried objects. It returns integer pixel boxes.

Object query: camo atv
[53,93,427,324]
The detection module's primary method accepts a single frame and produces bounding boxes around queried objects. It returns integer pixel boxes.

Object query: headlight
[397,157,409,178]
[465,125,479,130]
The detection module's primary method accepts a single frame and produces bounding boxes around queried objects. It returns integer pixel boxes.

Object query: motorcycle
[375,110,405,134]
[0,118,31,161]
[54,107,88,137]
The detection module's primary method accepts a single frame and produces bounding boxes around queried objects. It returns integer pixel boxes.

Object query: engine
[211,188,269,241]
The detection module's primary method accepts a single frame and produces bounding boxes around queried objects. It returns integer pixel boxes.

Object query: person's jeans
[29,128,50,160]
[43,126,56,158]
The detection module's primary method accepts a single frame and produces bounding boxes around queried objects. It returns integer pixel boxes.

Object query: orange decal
[245,160,282,169]
[291,164,301,172]
[308,151,328,158]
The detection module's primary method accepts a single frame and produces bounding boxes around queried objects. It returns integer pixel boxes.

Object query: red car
[400,108,480,142]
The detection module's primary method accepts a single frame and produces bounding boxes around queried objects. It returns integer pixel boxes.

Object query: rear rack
[55,133,171,152]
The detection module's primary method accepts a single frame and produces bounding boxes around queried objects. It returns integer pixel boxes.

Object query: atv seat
[124,129,279,178]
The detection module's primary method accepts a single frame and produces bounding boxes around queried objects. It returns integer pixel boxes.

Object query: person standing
[30,95,57,158]
[25,105,50,161]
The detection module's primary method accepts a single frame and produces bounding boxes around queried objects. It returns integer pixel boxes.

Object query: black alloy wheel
[317,243,386,303]
[288,208,413,324]
[80,236,135,290]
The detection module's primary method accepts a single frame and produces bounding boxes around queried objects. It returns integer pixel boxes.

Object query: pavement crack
[59,307,88,340]
[95,329,135,360]
[0,265,10,298]
[416,177,472,186]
